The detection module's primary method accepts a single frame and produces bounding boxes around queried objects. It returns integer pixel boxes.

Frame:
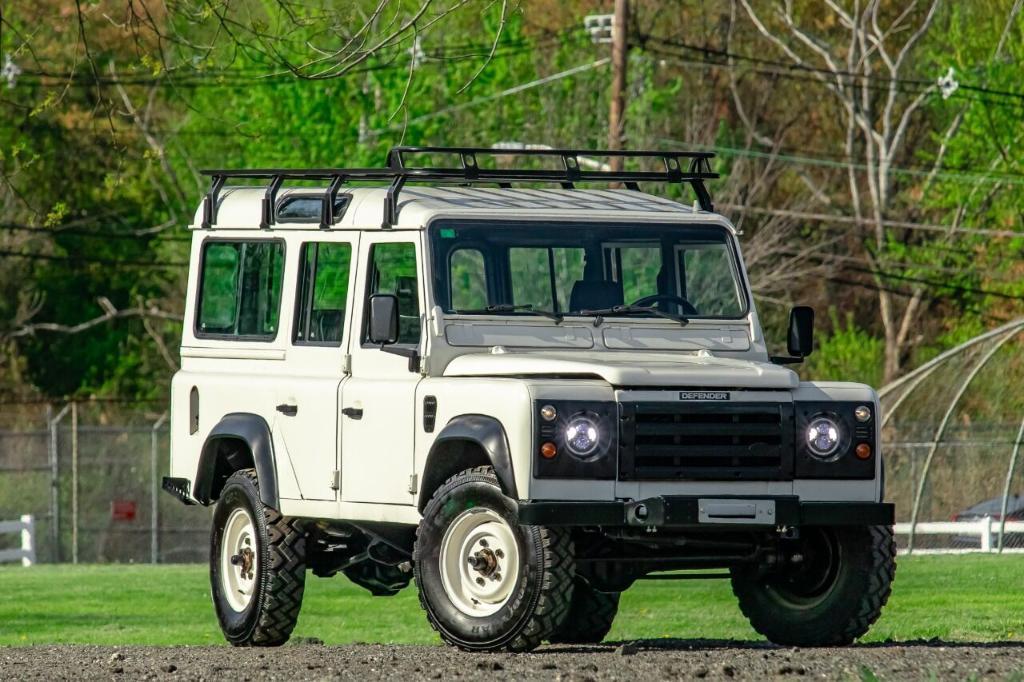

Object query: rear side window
[294,242,352,345]
[196,240,285,339]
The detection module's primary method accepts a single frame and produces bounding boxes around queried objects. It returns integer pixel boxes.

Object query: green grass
[1,556,1022,646]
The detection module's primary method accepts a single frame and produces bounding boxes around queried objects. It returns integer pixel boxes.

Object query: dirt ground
[3,641,1024,680]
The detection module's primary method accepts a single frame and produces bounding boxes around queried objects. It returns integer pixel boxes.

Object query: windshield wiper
[572,304,690,327]
[452,303,563,322]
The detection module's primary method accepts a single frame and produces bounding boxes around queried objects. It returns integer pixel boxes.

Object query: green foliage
[803,311,886,388]
[2,556,1023,645]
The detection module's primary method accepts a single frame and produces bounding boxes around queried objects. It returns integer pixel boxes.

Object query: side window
[366,242,420,345]
[449,248,487,310]
[197,240,284,339]
[294,242,352,345]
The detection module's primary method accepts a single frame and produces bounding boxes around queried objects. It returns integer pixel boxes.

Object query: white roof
[190,185,730,231]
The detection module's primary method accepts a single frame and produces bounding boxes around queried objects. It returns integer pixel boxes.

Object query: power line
[0,249,187,269]
[721,203,1022,240]
[653,134,1024,188]
[640,34,1024,107]
[0,223,190,243]
[8,33,584,89]
[364,57,611,138]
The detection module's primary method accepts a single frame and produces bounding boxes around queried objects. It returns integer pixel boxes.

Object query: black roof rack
[199,145,718,230]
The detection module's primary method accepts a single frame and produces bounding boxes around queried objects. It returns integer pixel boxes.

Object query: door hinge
[408,473,418,496]
[341,354,352,375]
[331,470,341,491]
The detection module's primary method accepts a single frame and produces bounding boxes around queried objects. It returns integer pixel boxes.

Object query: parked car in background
[952,494,1024,549]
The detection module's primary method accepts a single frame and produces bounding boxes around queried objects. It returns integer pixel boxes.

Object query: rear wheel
[413,466,574,652]
[548,578,620,644]
[210,469,307,646]
[731,525,895,646]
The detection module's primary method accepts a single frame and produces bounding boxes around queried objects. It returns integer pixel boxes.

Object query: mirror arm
[380,344,421,372]
[770,355,804,365]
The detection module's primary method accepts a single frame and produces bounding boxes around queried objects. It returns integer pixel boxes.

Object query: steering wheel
[630,294,699,316]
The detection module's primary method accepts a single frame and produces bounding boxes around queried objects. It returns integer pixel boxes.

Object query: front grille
[619,402,795,480]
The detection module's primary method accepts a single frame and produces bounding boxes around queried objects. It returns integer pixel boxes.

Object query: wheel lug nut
[476,577,485,586]
[479,539,488,548]
[495,549,504,558]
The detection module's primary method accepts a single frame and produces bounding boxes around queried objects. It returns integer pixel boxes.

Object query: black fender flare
[194,413,279,509]
[418,414,518,512]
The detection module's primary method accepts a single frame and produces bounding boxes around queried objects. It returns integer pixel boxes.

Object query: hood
[442,350,799,389]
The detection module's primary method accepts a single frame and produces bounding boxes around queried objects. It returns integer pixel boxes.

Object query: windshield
[430,222,747,319]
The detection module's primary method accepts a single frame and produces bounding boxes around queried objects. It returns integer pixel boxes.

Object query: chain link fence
[2,394,1021,563]
[0,403,210,564]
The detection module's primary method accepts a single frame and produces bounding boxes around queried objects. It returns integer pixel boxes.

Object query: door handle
[276,403,298,417]
[342,407,364,420]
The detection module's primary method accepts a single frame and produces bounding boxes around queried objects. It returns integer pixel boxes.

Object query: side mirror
[367,293,400,345]
[787,306,815,358]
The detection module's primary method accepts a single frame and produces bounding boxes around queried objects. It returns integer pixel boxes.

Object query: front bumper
[517,495,893,528]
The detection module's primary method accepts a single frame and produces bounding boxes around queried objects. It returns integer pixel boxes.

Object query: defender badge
[679,391,730,401]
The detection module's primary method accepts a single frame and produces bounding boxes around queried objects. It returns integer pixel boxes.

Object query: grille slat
[619,401,795,480]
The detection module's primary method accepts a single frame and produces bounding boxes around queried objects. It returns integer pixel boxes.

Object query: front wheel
[731,525,895,647]
[210,469,307,646]
[413,466,574,652]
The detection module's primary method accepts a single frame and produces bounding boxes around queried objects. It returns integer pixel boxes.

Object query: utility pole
[607,0,629,171]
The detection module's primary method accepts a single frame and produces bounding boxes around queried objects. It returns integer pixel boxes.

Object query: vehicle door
[273,234,359,501]
[340,232,424,505]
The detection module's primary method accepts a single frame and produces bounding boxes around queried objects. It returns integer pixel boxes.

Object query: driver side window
[365,242,421,345]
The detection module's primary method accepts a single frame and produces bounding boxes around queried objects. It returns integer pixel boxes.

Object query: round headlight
[806,417,842,458]
[564,415,600,457]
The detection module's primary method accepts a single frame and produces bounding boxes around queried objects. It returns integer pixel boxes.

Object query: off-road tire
[413,466,574,652]
[210,468,306,646]
[548,577,620,644]
[731,524,895,647]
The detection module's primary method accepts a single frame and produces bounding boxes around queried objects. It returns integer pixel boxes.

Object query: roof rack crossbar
[200,145,719,227]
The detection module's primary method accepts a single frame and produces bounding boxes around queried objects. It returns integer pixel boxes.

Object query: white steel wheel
[439,508,521,617]
[221,507,259,612]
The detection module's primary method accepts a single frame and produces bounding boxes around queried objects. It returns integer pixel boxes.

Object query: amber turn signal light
[540,442,558,459]
[855,443,872,460]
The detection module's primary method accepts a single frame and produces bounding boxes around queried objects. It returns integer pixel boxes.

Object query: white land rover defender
[163,146,895,652]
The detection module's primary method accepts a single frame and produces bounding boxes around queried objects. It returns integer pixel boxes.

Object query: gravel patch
[3,641,1024,680]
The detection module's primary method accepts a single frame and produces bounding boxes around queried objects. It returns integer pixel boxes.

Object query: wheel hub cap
[221,507,258,612]
[439,509,519,617]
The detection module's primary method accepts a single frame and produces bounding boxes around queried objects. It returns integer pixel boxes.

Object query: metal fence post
[71,401,79,565]
[997,415,1024,553]
[20,514,36,567]
[151,411,169,564]
[47,404,71,563]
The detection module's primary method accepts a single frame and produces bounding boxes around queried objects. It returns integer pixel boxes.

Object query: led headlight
[806,416,842,458]
[564,415,600,457]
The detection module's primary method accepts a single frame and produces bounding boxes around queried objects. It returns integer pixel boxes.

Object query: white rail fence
[0,515,36,566]
[895,518,1024,555]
